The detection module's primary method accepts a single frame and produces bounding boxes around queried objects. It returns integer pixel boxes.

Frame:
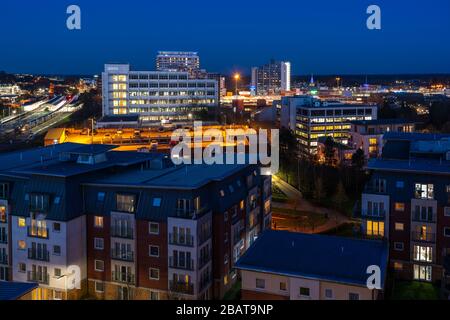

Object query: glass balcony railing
[411,231,436,243]
[28,249,50,262]
[169,257,194,270]
[27,226,49,239]
[168,233,194,247]
[111,250,134,262]
[110,226,134,239]
[112,271,135,284]
[169,280,194,295]
[27,271,49,285]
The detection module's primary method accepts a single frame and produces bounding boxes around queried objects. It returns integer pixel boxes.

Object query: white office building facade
[102,64,219,122]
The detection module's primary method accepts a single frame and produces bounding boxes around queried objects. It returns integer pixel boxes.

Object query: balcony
[28,249,50,262]
[361,209,386,220]
[27,271,49,285]
[198,232,212,246]
[110,226,134,239]
[174,207,208,219]
[112,271,135,285]
[0,254,7,264]
[411,231,436,243]
[169,257,194,271]
[169,233,194,247]
[169,280,194,295]
[363,185,387,195]
[111,250,134,262]
[0,234,7,244]
[27,226,49,239]
[412,212,436,223]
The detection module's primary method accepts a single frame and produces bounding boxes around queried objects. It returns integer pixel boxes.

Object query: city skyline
[1,1,450,75]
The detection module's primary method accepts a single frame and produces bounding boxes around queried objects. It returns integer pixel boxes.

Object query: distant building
[360,132,450,289]
[102,64,219,123]
[280,95,377,155]
[349,119,416,159]
[156,51,200,76]
[316,136,354,165]
[0,143,271,300]
[251,60,291,95]
[235,230,388,300]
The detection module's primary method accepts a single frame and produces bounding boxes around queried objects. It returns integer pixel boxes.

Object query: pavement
[271,175,351,234]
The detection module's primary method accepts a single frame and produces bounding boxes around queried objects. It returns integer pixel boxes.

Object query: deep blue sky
[1,0,450,75]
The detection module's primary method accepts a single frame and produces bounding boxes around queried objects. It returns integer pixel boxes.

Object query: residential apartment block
[349,119,416,159]
[235,230,388,300]
[280,96,377,155]
[0,143,271,300]
[360,133,450,286]
[101,63,219,122]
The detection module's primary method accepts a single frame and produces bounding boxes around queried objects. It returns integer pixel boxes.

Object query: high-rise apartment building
[280,96,377,155]
[360,133,450,289]
[251,60,291,95]
[102,64,218,122]
[0,143,272,300]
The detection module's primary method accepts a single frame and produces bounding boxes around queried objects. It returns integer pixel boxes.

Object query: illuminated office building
[280,96,377,155]
[102,64,218,122]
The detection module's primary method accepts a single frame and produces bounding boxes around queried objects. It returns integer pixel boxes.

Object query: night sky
[1,0,450,75]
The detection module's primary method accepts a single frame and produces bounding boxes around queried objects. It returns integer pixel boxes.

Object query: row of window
[254,278,360,300]
[94,216,160,234]
[93,260,160,281]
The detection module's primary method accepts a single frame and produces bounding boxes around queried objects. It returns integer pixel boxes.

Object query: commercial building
[360,132,450,286]
[101,64,219,123]
[251,60,291,95]
[0,143,271,300]
[349,119,416,159]
[156,51,200,76]
[235,230,388,300]
[280,96,377,155]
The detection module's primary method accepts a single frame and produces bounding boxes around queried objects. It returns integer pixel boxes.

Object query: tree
[351,148,366,169]
[324,136,335,166]
[313,176,325,202]
[332,181,349,212]
[279,127,298,157]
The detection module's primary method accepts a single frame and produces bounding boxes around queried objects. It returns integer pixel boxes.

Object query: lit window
[394,262,403,270]
[413,245,433,262]
[240,200,244,210]
[18,240,26,250]
[414,264,432,281]
[18,217,26,228]
[220,190,225,197]
[116,194,135,213]
[395,223,404,231]
[394,203,405,212]
[366,220,384,237]
[94,216,103,228]
[0,206,5,222]
[415,183,434,200]
[224,275,229,286]
[152,198,161,207]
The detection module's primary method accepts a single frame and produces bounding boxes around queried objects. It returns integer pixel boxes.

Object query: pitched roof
[235,230,388,287]
[0,282,37,300]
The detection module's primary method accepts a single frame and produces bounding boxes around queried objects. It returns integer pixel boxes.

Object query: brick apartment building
[0,143,271,300]
[360,132,450,286]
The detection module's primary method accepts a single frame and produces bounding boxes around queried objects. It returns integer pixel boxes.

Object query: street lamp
[336,77,341,88]
[234,73,240,97]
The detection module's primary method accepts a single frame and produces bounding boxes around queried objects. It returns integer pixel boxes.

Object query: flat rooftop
[368,158,450,175]
[351,118,417,126]
[235,230,388,287]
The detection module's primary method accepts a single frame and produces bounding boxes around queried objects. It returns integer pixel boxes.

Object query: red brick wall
[87,215,111,281]
[136,220,168,290]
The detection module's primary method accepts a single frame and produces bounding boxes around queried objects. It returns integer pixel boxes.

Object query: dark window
[299,287,310,296]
